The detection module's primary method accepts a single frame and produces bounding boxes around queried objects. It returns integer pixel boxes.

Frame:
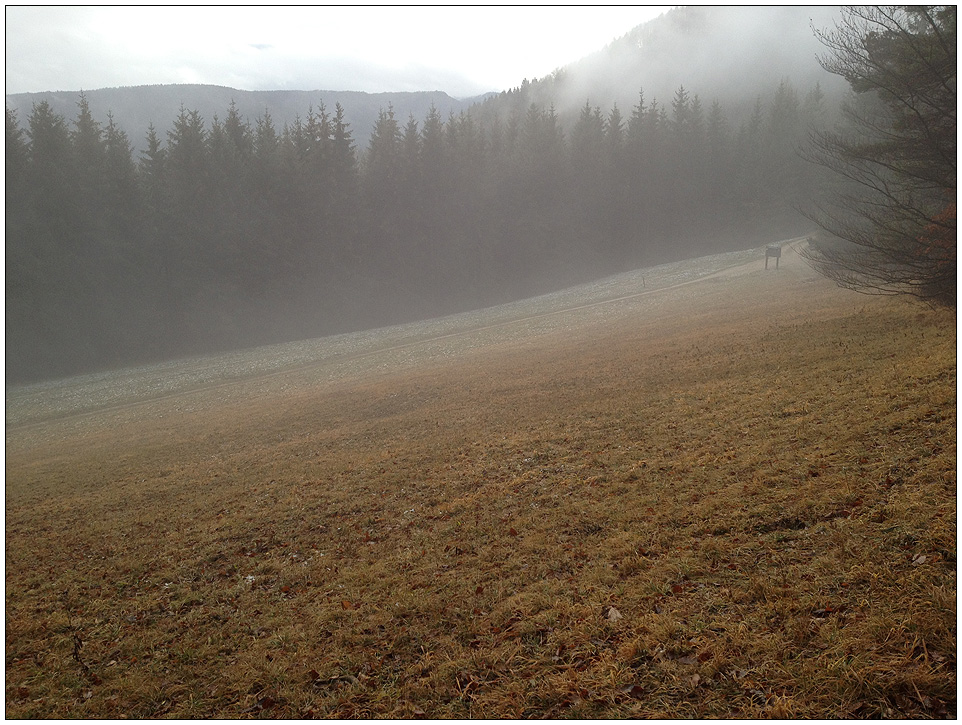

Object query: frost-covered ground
[6,243,794,429]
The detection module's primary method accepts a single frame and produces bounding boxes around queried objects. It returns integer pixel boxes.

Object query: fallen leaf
[606,606,623,622]
[671,584,684,594]
[676,654,698,665]
[475,586,483,595]
[341,600,353,610]
[509,527,518,536]
[620,684,645,698]
[241,696,276,713]
[689,673,701,688]
[921,696,948,716]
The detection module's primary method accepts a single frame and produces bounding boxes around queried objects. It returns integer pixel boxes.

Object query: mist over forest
[7,6,848,383]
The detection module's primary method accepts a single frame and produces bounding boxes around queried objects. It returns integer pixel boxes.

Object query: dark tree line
[7,79,830,382]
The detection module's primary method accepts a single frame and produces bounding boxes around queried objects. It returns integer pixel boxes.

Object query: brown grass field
[5,243,956,718]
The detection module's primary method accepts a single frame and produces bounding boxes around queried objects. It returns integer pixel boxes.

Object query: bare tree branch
[802,5,956,305]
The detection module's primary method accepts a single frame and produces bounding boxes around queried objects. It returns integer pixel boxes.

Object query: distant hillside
[5,84,489,152]
[474,5,849,127]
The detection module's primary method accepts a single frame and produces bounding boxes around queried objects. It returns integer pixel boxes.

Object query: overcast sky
[6,6,673,98]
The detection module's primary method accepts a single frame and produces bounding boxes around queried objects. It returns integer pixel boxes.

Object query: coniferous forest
[6,79,832,383]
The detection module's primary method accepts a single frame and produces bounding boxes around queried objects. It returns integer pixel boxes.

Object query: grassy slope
[5,250,956,718]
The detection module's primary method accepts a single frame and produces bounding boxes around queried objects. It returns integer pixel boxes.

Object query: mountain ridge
[6,7,848,149]
[5,84,491,152]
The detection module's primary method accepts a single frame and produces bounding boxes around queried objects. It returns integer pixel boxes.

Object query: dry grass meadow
[5,244,956,718]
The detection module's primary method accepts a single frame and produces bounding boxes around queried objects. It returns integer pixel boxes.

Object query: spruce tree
[803,5,956,304]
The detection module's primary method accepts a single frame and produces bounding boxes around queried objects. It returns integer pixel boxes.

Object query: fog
[581,6,845,106]
[6,243,769,422]
[7,6,849,384]
[496,6,849,127]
